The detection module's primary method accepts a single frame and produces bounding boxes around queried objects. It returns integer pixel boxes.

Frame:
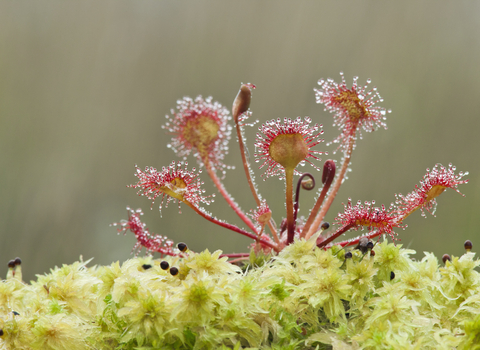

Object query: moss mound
[1,238,480,349]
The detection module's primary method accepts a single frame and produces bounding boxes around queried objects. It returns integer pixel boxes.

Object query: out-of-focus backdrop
[1,1,479,281]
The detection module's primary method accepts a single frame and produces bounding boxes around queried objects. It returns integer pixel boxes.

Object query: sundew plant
[116,73,468,258]
[2,74,479,350]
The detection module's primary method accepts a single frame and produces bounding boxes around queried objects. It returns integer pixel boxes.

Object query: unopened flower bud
[322,160,336,185]
[232,84,254,122]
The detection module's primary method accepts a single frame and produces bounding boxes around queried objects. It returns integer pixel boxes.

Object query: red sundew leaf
[163,96,232,171]
[130,161,214,214]
[395,163,469,218]
[254,117,325,179]
[111,207,176,256]
[315,73,390,153]
[334,199,404,242]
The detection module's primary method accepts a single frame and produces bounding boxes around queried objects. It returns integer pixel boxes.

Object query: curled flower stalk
[302,159,336,240]
[293,173,316,226]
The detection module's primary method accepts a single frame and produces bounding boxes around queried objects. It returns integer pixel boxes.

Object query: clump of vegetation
[2,74,475,349]
[1,239,479,349]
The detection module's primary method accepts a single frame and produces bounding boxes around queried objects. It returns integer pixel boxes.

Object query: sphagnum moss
[1,237,480,349]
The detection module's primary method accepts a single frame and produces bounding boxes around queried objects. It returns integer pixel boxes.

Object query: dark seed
[321,222,330,230]
[442,254,451,264]
[160,261,170,270]
[142,264,152,270]
[345,252,353,259]
[390,271,395,280]
[169,267,179,276]
[0,329,3,336]
[366,241,374,250]
[7,260,15,269]
[464,240,473,251]
[177,242,188,252]
[12,311,19,316]
[370,250,375,257]
[14,257,21,266]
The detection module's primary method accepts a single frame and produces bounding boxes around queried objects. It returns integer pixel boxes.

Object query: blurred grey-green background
[1,1,479,281]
